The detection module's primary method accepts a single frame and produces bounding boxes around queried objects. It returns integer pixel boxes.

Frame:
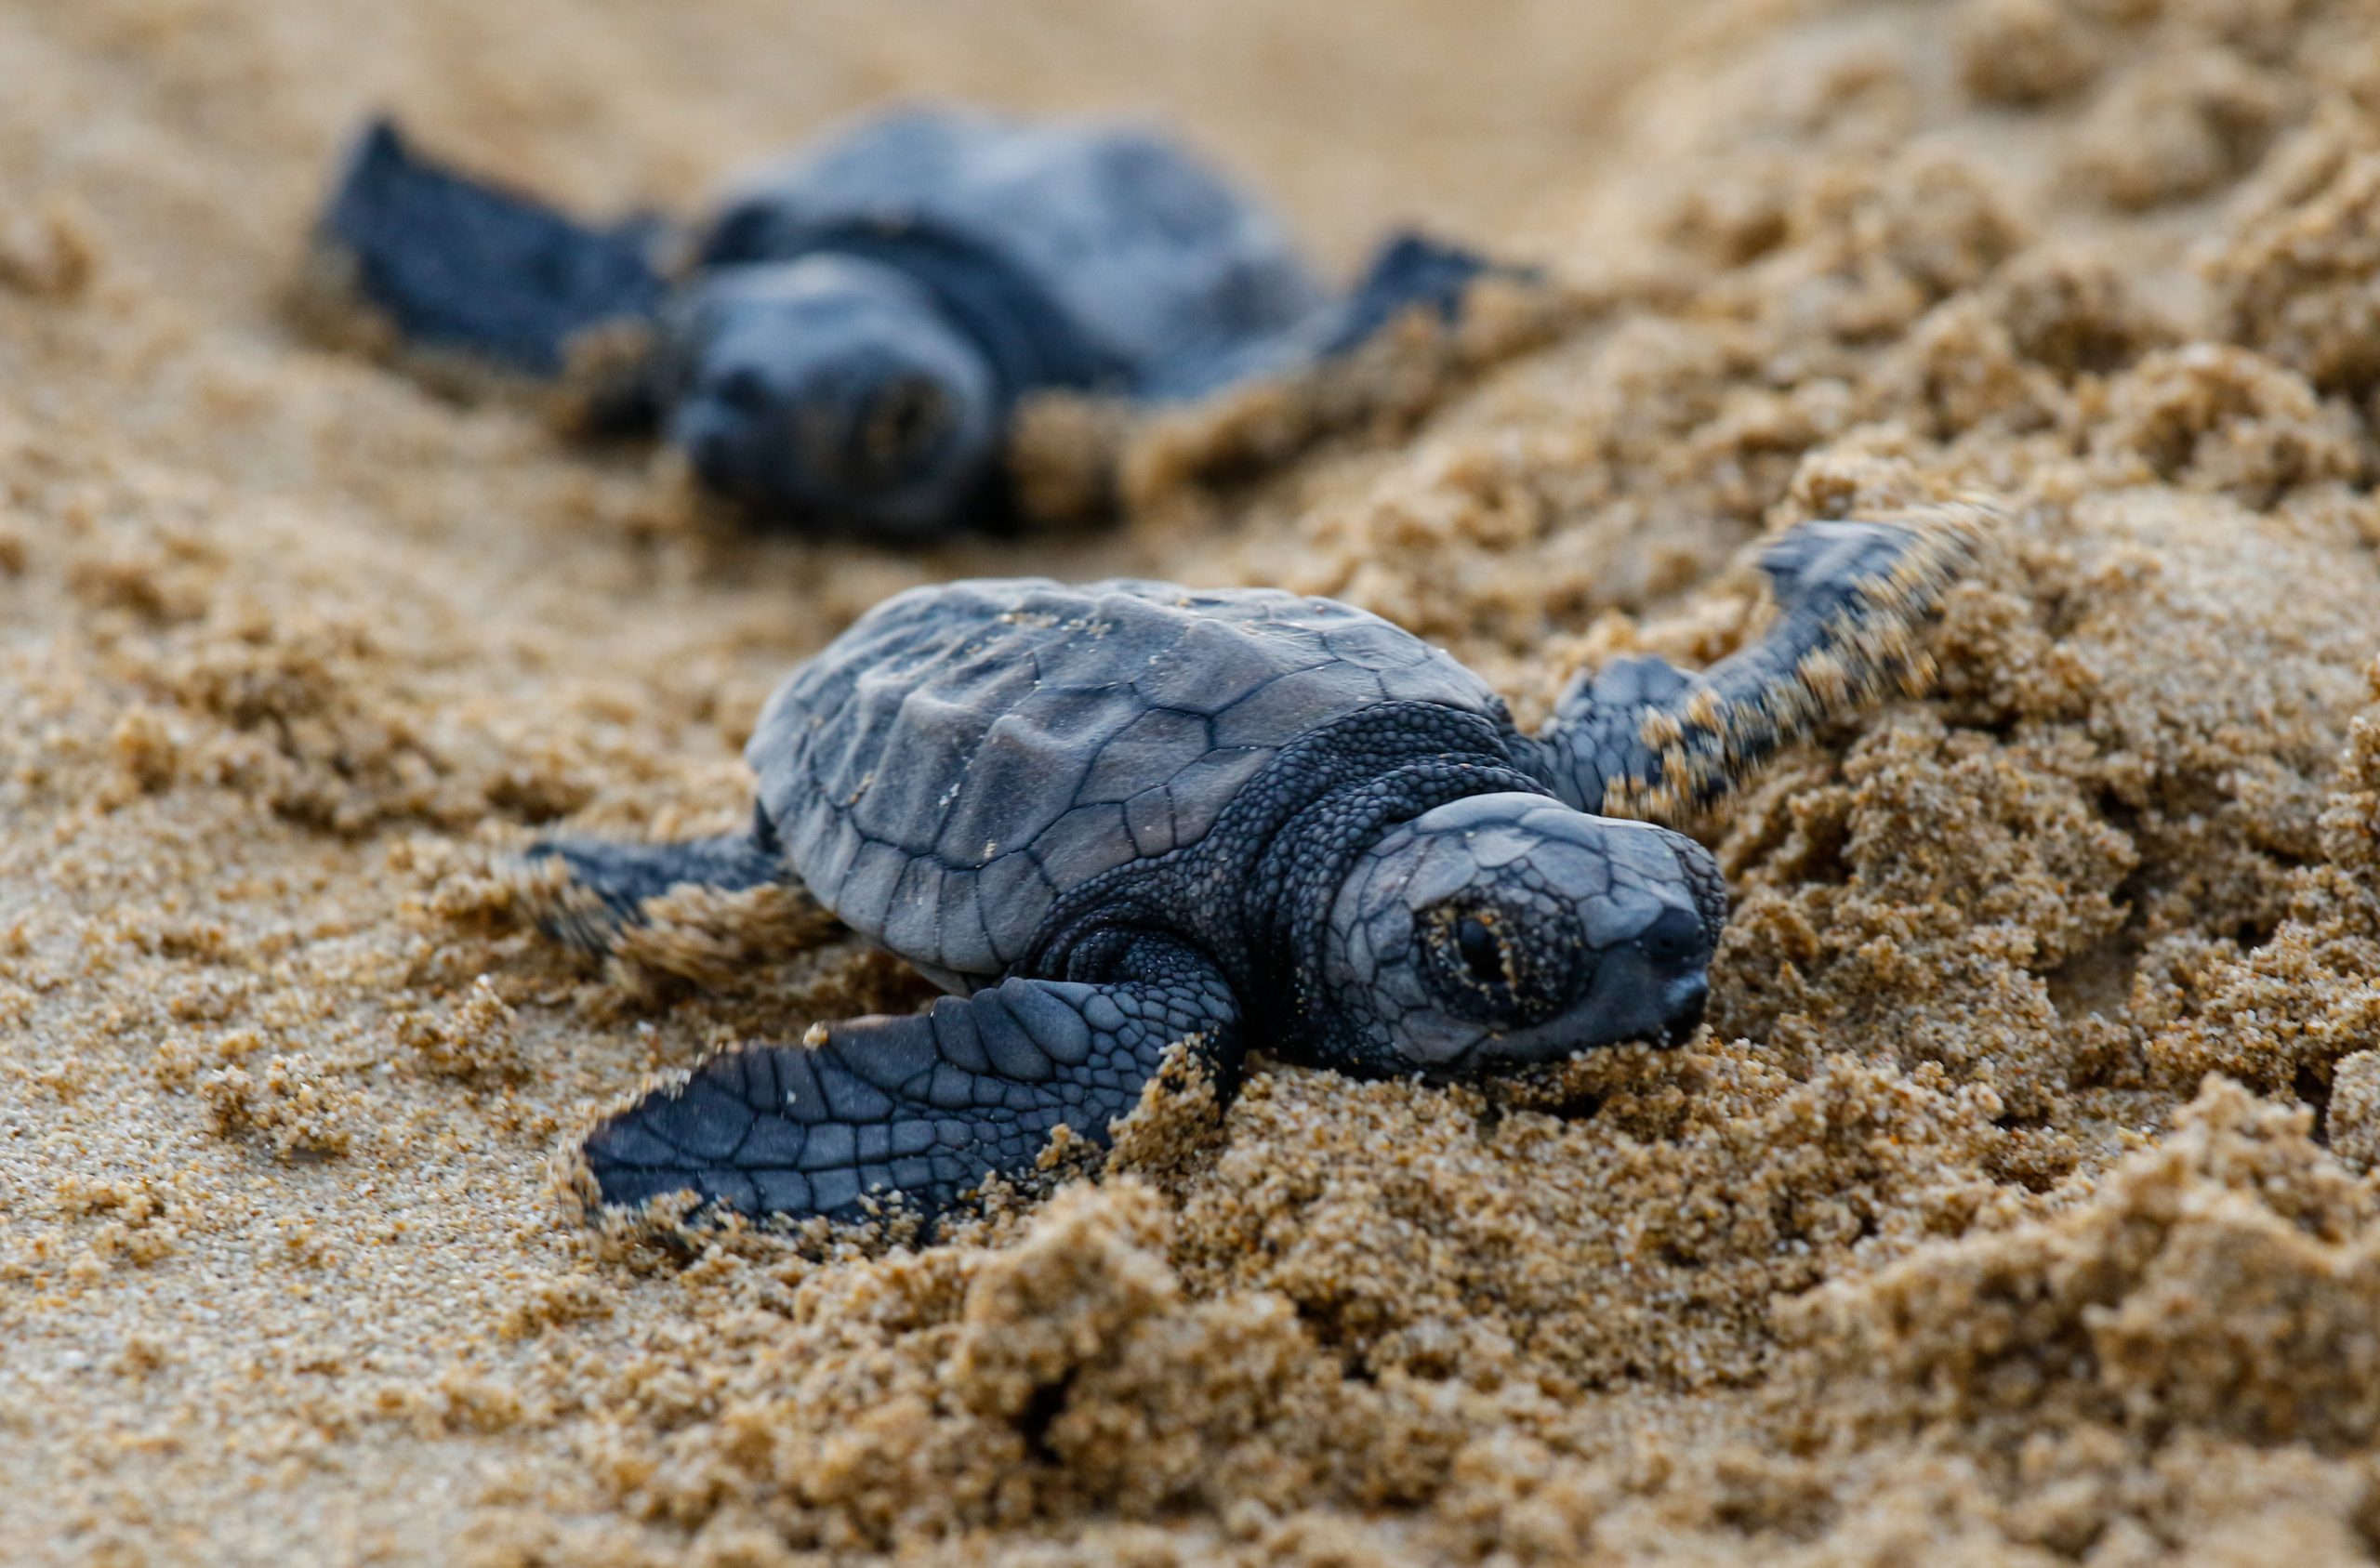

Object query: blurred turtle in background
[304,106,1522,540]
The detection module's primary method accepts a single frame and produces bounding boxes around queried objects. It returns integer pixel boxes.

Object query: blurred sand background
[12,0,2380,1563]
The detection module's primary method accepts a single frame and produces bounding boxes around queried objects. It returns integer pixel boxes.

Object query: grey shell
[747,579,1511,992]
[701,106,1327,381]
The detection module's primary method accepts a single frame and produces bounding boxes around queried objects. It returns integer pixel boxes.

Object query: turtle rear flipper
[580,935,1242,1231]
[510,826,791,958]
[1528,507,1987,819]
[309,118,669,380]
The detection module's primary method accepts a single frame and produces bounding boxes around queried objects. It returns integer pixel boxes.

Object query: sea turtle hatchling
[310,105,1508,539]
[521,509,1979,1231]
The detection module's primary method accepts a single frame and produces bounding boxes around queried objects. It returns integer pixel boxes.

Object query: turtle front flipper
[1314,230,1514,358]
[580,935,1243,1232]
[1136,230,1530,402]
[1526,507,1988,820]
[306,117,669,382]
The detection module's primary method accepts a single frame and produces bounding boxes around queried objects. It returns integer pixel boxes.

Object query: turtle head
[665,257,1000,539]
[1323,793,1725,1074]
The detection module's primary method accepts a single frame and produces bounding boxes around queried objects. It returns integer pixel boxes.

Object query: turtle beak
[1657,971,1708,1047]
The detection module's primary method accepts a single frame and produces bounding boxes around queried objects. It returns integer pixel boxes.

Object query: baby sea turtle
[522,509,1979,1232]
[311,106,1507,539]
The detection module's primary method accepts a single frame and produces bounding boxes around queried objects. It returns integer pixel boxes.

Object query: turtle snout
[1637,905,1708,969]
[1636,904,1711,1047]
[1659,970,1709,1046]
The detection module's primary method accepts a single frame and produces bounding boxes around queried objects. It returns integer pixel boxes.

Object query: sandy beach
[9,0,2380,1562]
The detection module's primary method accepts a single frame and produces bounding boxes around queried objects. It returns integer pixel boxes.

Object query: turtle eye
[1424,901,1522,1014]
[1419,894,1580,1028]
[1455,915,1505,986]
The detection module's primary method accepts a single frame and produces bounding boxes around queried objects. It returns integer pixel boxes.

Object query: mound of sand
[9,0,2380,1562]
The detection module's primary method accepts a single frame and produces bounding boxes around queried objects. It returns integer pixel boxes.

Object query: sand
[8,0,2380,1562]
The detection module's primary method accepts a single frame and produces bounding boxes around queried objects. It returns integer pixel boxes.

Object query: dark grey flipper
[582,933,1241,1229]
[1137,229,1523,402]
[1316,230,1509,357]
[519,824,787,957]
[1526,515,1981,819]
[316,118,668,377]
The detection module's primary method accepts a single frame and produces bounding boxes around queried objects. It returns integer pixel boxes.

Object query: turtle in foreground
[308,106,1514,540]
[521,509,1979,1231]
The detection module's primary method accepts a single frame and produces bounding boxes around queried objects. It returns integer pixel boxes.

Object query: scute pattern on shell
[746,578,1511,988]
[703,107,1328,377]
